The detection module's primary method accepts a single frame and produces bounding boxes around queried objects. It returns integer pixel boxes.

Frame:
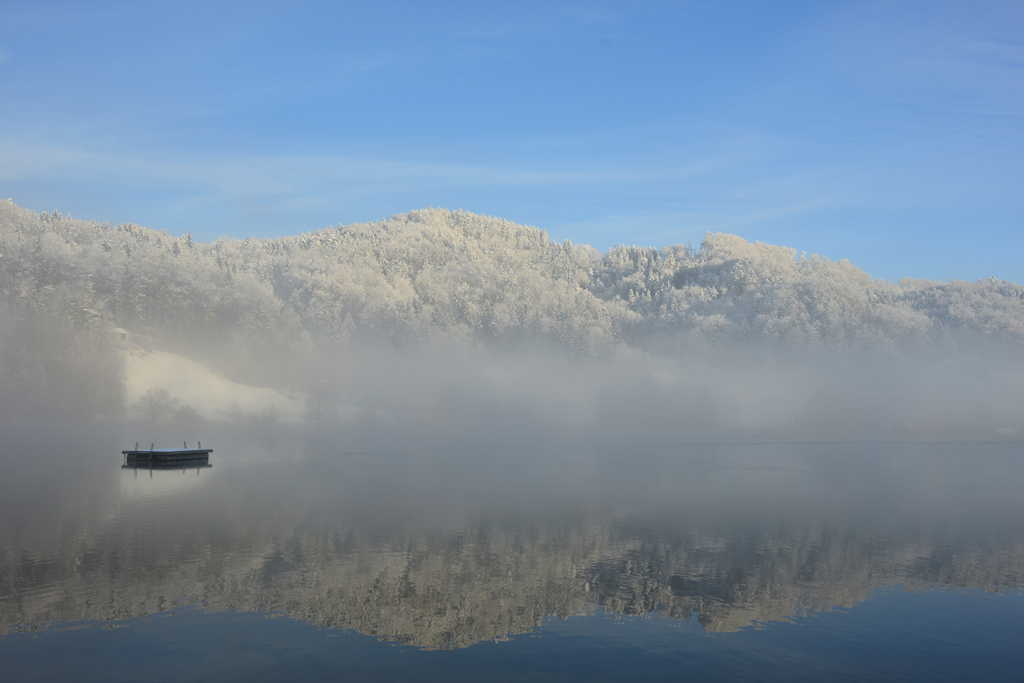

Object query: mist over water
[3,430,1022,646]
[0,428,1021,683]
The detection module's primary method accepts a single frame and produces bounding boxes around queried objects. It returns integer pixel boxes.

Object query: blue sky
[1,0,1021,282]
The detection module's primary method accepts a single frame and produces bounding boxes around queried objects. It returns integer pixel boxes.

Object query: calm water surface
[1,430,1022,681]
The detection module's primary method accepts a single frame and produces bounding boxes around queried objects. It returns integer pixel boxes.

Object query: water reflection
[1,434,1022,649]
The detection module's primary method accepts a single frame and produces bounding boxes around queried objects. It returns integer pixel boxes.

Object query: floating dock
[122,443,212,469]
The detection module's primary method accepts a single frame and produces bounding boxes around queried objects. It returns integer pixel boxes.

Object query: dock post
[184,441,187,449]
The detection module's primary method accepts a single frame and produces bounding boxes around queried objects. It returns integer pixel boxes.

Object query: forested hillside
[1,198,1022,428]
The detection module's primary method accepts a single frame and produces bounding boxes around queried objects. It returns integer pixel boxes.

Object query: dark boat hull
[122,448,212,468]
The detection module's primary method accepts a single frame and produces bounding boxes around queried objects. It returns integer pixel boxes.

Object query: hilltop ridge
[3,200,1020,357]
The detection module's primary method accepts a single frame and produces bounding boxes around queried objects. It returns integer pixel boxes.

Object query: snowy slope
[124,350,306,423]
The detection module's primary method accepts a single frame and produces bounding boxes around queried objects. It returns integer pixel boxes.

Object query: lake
[1,429,1022,682]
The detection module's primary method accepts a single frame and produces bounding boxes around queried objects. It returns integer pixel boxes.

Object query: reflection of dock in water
[122,443,212,469]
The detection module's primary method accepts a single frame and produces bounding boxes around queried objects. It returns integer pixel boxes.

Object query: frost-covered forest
[1,199,1022,435]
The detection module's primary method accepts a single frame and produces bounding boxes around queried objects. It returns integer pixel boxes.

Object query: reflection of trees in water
[3,438,1022,648]
[3,504,1022,648]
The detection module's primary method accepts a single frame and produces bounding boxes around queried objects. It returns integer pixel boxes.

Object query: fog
[1,199,1022,440]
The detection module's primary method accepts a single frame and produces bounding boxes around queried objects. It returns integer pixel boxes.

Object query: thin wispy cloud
[0,139,681,191]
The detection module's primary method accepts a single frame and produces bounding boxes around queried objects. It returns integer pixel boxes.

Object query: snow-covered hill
[1,199,1022,432]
